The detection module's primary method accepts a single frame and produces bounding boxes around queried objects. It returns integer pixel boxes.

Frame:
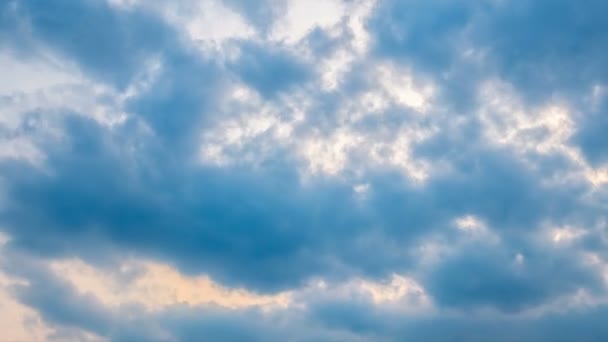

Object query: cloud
[6,249,608,341]
[228,41,311,98]
[4,0,178,88]
[1,0,608,340]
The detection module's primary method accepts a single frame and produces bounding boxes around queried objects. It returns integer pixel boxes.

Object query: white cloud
[182,1,256,47]
[376,64,435,113]
[50,258,291,312]
[478,79,608,188]
[271,0,346,44]
[0,53,78,96]
[359,274,431,307]
[551,226,587,244]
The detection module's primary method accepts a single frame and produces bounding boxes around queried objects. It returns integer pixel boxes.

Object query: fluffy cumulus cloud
[1,0,608,340]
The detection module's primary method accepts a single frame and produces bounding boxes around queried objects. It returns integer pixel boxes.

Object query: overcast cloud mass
[1,0,608,341]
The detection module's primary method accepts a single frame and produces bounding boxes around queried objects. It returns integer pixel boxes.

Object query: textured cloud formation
[1,0,608,340]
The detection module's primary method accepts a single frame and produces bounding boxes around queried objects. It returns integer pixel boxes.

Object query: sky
[1,0,608,341]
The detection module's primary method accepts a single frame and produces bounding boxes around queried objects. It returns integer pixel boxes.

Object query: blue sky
[1,0,608,340]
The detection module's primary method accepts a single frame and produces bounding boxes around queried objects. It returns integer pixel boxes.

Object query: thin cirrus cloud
[0,0,608,340]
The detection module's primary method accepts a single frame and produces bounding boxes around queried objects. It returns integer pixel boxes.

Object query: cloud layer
[1,0,608,340]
